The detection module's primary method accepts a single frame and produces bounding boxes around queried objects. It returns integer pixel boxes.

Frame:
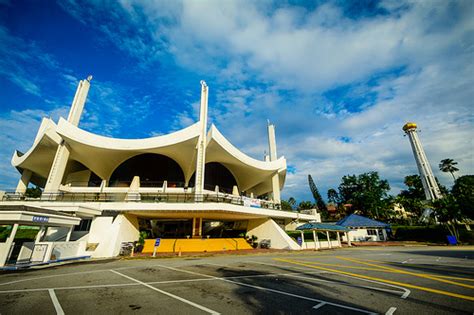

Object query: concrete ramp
[247,218,300,250]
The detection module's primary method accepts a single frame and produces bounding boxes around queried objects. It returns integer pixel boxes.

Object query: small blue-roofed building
[337,214,389,242]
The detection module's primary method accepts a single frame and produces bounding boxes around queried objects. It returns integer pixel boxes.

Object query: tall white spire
[43,77,92,195]
[403,122,442,201]
[194,81,209,194]
[267,121,281,203]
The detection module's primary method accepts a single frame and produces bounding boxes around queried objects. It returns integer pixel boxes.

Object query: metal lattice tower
[403,122,442,201]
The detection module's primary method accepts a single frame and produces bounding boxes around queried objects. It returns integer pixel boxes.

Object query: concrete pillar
[312,230,318,251]
[35,226,45,242]
[267,123,281,204]
[15,169,32,194]
[345,232,352,246]
[194,81,208,195]
[300,230,305,249]
[193,217,202,238]
[0,223,19,267]
[65,226,73,242]
[326,231,332,249]
[44,77,92,195]
[337,232,341,247]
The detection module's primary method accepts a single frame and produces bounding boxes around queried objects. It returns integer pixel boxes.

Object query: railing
[0,192,284,211]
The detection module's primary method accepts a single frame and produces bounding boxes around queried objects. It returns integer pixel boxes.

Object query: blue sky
[0,0,473,202]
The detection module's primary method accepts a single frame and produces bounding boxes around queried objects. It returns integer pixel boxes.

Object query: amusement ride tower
[403,122,442,201]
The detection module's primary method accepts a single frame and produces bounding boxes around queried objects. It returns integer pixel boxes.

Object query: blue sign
[155,238,161,247]
[297,236,302,246]
[32,216,49,223]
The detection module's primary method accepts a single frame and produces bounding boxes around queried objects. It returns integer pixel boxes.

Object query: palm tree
[439,158,459,181]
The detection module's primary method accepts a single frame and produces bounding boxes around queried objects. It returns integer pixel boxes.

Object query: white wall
[342,228,387,242]
[87,214,139,257]
[247,218,300,250]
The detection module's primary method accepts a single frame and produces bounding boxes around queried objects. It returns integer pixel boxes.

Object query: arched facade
[189,162,238,193]
[109,153,185,187]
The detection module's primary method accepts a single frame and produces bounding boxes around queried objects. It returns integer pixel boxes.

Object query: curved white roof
[12,118,287,195]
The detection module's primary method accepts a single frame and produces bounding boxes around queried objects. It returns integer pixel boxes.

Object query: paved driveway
[1,246,473,314]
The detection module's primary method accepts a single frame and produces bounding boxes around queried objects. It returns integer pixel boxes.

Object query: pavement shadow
[206,262,470,314]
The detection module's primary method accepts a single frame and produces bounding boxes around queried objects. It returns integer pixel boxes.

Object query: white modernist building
[0,78,319,267]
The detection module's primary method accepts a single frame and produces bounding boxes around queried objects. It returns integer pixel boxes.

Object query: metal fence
[1,192,283,210]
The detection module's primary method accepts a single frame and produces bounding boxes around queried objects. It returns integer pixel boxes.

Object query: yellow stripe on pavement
[336,256,474,290]
[274,258,474,301]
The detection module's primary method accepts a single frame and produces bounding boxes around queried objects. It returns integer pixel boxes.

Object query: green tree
[451,175,474,219]
[439,158,459,182]
[398,175,425,216]
[336,171,391,218]
[308,174,327,217]
[25,186,42,198]
[297,200,314,210]
[432,194,463,241]
[327,188,340,204]
[281,199,293,211]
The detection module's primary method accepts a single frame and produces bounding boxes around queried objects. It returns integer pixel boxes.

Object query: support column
[337,232,341,247]
[326,231,332,249]
[345,232,352,247]
[193,217,202,238]
[15,170,32,194]
[65,226,73,242]
[312,230,318,251]
[0,223,19,267]
[35,226,45,242]
[299,230,305,249]
[44,77,92,195]
[194,81,209,196]
[267,122,281,204]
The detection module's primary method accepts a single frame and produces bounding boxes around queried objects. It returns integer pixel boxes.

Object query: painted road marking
[110,270,220,315]
[276,258,474,301]
[153,263,376,314]
[0,270,360,294]
[250,261,411,299]
[312,302,326,310]
[203,262,405,297]
[337,256,474,289]
[385,307,397,315]
[0,270,106,286]
[298,261,474,282]
[48,289,65,315]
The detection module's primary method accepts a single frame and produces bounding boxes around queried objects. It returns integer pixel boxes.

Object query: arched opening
[62,160,102,187]
[109,153,185,187]
[189,162,238,193]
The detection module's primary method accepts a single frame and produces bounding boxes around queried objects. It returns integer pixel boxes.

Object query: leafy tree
[25,186,42,198]
[336,172,391,218]
[432,194,463,240]
[281,199,293,211]
[288,197,296,208]
[439,158,459,181]
[451,175,474,219]
[297,200,314,210]
[327,188,340,204]
[308,174,327,217]
[398,175,425,216]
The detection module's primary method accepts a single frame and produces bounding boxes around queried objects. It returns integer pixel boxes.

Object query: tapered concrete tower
[403,122,442,201]
[267,121,281,203]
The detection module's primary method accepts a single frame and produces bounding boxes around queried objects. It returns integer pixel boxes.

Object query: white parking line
[110,270,220,315]
[154,264,376,314]
[385,306,397,314]
[204,262,405,297]
[48,289,65,315]
[252,261,411,299]
[313,302,326,310]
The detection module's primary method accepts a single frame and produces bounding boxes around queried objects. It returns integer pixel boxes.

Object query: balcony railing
[0,191,285,211]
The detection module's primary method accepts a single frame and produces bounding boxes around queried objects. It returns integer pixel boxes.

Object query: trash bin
[447,235,457,245]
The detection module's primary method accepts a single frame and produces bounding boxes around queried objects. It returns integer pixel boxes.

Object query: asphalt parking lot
[0,246,473,314]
